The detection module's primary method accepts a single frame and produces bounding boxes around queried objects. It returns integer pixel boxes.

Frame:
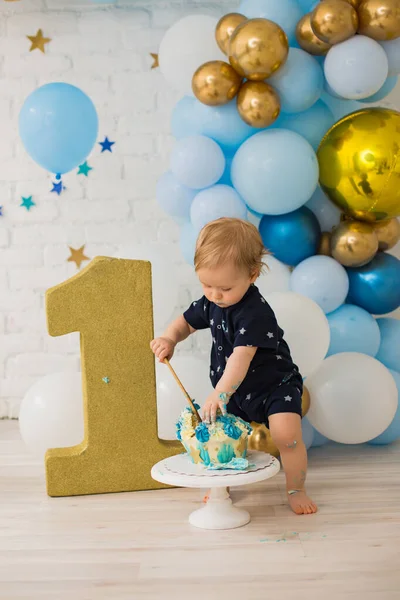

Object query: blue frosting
[223,422,242,440]
[208,457,250,471]
[217,443,235,464]
[176,422,182,441]
[199,445,211,465]
[195,422,210,443]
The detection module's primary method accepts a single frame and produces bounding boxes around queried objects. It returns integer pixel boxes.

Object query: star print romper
[183,284,303,428]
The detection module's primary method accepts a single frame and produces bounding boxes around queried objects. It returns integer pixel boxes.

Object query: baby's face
[197,263,256,308]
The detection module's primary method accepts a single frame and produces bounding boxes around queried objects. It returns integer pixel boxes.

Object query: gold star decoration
[150,53,159,69]
[27,29,51,53]
[67,245,90,269]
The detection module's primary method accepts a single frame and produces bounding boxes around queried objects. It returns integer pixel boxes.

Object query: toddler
[151,218,317,515]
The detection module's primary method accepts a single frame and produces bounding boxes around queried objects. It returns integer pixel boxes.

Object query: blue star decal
[0,206,2,216]
[99,136,115,153]
[21,196,35,211]
[50,180,65,196]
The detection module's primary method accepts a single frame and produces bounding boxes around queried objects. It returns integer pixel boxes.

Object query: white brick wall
[0,0,399,418]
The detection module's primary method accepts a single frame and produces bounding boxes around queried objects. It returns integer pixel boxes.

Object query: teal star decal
[77,161,93,177]
[21,196,35,211]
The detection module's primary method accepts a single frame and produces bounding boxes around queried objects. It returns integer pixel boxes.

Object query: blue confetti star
[99,136,115,153]
[77,161,93,177]
[21,196,35,211]
[0,206,3,216]
[50,180,65,196]
[102,377,110,384]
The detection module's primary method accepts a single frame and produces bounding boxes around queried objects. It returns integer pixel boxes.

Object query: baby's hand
[203,390,228,424]
[150,337,175,362]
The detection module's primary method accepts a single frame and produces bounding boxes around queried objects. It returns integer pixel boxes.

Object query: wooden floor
[1,421,400,600]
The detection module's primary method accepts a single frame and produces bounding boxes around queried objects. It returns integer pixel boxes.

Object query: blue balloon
[290,256,349,314]
[171,96,202,139]
[380,38,400,76]
[326,304,381,357]
[180,223,199,265]
[320,91,363,121]
[195,100,258,153]
[368,369,400,445]
[218,152,234,186]
[302,417,315,450]
[297,0,319,12]
[170,136,225,190]
[259,207,321,266]
[346,253,400,316]
[269,48,324,113]
[239,0,303,44]
[190,185,247,231]
[156,171,196,224]
[231,129,319,215]
[375,318,400,372]
[276,101,335,150]
[360,76,398,103]
[19,83,98,175]
[311,428,329,448]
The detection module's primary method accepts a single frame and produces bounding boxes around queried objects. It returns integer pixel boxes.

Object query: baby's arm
[150,316,195,362]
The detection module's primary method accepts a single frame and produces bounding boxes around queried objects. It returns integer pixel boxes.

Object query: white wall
[0,0,399,418]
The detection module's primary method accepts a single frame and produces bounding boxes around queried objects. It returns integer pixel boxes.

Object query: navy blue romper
[183,284,303,427]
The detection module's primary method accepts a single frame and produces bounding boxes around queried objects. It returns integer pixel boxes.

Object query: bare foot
[287,490,318,515]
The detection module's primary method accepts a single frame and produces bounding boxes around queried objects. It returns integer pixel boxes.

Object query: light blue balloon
[302,417,315,450]
[171,96,202,139]
[311,428,329,448]
[305,186,341,232]
[156,171,196,224]
[190,185,247,231]
[380,38,400,76]
[297,0,318,11]
[326,304,381,357]
[195,100,258,153]
[170,136,225,190]
[180,223,199,266]
[361,76,398,103]
[218,152,234,186]
[276,100,335,150]
[259,207,321,266]
[269,48,323,113]
[239,0,302,44]
[19,83,98,175]
[375,318,400,372]
[231,129,319,215]
[368,369,400,445]
[291,256,349,314]
[320,91,362,121]
[324,36,388,100]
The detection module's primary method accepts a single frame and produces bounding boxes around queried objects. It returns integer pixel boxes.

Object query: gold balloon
[192,61,243,106]
[317,108,400,223]
[311,0,358,44]
[372,218,400,251]
[302,386,311,417]
[331,221,379,267]
[215,13,247,55]
[236,81,280,128]
[228,18,289,81]
[344,0,362,6]
[358,0,400,41]
[248,423,279,458]
[318,232,333,256]
[296,14,332,55]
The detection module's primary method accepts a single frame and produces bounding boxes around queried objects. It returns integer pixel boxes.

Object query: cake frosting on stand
[176,406,252,470]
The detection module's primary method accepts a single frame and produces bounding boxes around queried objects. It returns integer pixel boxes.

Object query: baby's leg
[268,413,317,515]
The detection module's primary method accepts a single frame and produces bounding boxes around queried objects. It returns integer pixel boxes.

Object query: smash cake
[176,406,253,470]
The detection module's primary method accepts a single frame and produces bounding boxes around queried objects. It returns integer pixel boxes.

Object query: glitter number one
[45,256,180,497]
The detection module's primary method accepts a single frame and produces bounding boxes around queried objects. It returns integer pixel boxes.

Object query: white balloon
[19,372,84,458]
[305,186,341,232]
[379,38,400,77]
[114,244,179,335]
[156,355,213,440]
[257,255,291,296]
[159,15,226,95]
[265,292,330,377]
[306,353,398,444]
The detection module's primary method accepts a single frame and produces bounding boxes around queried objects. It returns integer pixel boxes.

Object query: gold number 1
[45,256,181,497]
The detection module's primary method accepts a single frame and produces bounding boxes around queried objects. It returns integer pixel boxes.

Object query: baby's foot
[287,490,318,515]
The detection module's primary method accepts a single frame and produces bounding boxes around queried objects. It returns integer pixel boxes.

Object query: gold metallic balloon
[237,81,280,128]
[331,221,379,267]
[296,13,332,55]
[215,12,247,55]
[318,108,400,223]
[302,386,311,417]
[311,0,358,44]
[344,0,362,6]
[318,232,333,256]
[358,0,400,41]
[228,18,289,81]
[248,423,279,458]
[372,218,400,251]
[192,61,243,106]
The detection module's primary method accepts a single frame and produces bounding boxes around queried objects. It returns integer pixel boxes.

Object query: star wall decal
[99,136,115,153]
[27,29,51,53]
[20,196,35,211]
[67,245,90,269]
[50,180,65,196]
[150,53,159,69]
[77,161,92,177]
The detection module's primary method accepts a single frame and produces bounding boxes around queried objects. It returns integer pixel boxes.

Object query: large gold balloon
[228,18,289,81]
[311,0,358,44]
[331,221,379,266]
[237,81,280,128]
[296,14,332,55]
[317,108,400,223]
[215,13,247,55]
[192,61,243,106]
[302,386,311,417]
[358,0,400,41]
[318,232,333,256]
[344,0,362,6]
[372,218,400,251]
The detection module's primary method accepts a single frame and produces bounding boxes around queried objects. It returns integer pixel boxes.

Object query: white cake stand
[151,451,280,530]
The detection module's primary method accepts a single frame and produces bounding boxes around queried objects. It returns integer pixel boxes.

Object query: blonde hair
[194,218,268,276]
